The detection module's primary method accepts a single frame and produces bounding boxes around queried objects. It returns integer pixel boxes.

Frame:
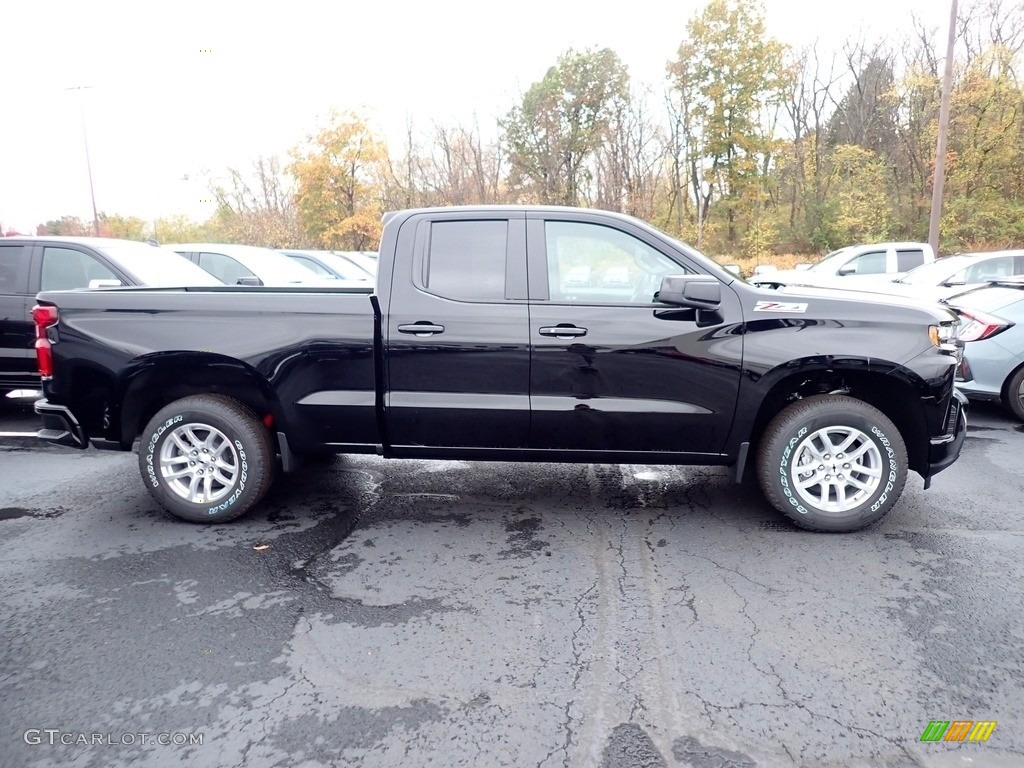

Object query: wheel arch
[740,359,932,475]
[118,353,282,448]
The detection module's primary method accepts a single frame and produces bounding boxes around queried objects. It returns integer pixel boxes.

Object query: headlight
[928,322,958,347]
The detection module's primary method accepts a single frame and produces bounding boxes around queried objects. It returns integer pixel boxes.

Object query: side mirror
[236,276,264,286]
[837,264,857,276]
[89,279,123,289]
[658,275,722,309]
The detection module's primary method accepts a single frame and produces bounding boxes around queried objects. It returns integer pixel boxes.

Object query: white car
[751,242,936,289]
[885,250,1024,300]
[166,243,359,287]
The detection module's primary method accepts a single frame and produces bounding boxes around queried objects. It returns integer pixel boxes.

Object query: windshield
[97,243,224,286]
[897,255,975,285]
[319,253,374,281]
[807,247,854,272]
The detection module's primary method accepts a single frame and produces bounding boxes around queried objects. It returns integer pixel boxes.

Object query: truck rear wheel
[756,395,907,532]
[138,395,276,523]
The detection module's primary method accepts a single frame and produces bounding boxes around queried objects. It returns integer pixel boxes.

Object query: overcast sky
[1,0,950,233]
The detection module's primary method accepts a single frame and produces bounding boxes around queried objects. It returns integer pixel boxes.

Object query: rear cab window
[896,249,926,272]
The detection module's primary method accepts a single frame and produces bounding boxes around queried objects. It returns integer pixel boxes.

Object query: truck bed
[36,285,380,453]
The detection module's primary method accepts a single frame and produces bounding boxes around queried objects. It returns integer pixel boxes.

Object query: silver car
[947,277,1024,421]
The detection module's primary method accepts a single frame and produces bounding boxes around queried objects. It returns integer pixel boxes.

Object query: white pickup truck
[750,242,936,289]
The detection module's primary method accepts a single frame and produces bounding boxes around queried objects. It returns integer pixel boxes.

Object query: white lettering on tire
[780,426,809,515]
[206,440,248,516]
[868,426,898,513]
[145,415,183,488]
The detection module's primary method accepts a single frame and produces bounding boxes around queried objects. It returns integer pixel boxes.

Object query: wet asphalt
[0,395,1022,768]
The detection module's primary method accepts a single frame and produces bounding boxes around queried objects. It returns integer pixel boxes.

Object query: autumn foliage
[18,0,1024,262]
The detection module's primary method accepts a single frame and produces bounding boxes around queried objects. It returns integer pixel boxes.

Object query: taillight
[32,304,59,377]
[956,308,1014,342]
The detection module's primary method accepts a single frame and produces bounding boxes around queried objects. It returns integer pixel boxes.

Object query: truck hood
[750,269,898,288]
[756,282,960,324]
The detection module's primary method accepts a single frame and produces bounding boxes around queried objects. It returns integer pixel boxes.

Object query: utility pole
[66,86,101,237]
[928,0,958,255]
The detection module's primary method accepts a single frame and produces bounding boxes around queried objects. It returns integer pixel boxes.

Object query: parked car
[279,250,375,283]
[946,277,1024,421]
[340,251,378,275]
[166,243,350,287]
[601,266,631,287]
[35,205,965,533]
[0,236,222,395]
[563,265,593,287]
[751,242,936,289]
[887,250,1024,300]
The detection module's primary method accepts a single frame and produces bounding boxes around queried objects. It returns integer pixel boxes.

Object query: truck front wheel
[756,395,908,532]
[138,395,276,523]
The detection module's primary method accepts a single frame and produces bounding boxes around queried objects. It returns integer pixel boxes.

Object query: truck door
[0,243,33,390]
[385,212,530,452]
[526,213,742,455]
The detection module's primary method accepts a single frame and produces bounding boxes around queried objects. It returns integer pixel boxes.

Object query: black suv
[0,237,221,394]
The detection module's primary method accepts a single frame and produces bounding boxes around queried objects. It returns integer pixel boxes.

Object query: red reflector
[262,413,274,429]
[31,305,59,377]
[35,339,53,377]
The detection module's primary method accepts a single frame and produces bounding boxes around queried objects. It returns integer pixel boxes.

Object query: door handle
[539,325,588,339]
[398,322,445,336]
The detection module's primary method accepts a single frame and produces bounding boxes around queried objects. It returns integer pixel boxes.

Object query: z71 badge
[753,300,809,313]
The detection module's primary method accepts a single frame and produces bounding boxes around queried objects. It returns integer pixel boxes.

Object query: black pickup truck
[33,206,968,532]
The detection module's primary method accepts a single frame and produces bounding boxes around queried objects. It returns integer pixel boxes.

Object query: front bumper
[925,388,968,479]
[35,399,89,449]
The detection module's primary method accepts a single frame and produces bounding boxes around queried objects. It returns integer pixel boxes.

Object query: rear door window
[421,220,508,302]
[896,249,926,271]
[0,244,29,294]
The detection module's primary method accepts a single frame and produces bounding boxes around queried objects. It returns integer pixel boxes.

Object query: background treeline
[32,0,1024,263]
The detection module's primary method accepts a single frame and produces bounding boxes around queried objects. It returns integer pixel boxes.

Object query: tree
[209,156,306,247]
[36,216,91,236]
[668,0,790,248]
[825,144,894,245]
[290,110,388,251]
[827,47,899,155]
[503,48,629,205]
[97,213,148,240]
[593,86,666,221]
[152,214,216,245]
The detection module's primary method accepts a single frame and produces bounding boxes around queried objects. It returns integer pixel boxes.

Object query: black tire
[138,395,276,523]
[756,395,908,532]
[1004,366,1024,422]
